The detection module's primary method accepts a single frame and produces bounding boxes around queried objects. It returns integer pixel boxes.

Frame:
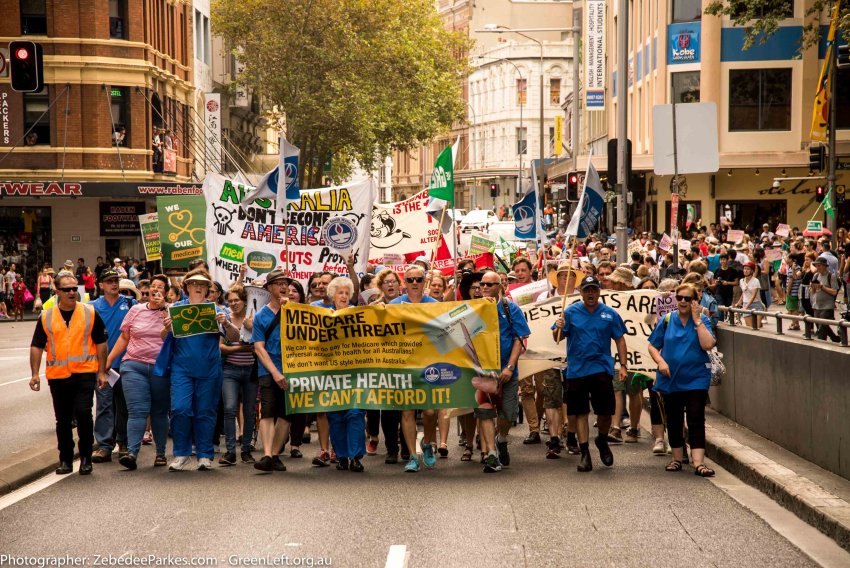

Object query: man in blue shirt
[553,276,628,473]
[89,268,137,462]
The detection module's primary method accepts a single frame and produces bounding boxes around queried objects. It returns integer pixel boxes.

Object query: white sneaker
[168,456,191,471]
[197,457,212,471]
[652,439,668,455]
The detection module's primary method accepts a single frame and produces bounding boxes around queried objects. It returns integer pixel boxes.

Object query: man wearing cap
[114,258,127,279]
[252,269,294,472]
[30,271,109,475]
[553,276,628,472]
[89,268,138,463]
[811,257,841,342]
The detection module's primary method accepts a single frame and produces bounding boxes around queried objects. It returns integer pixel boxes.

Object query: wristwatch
[694,320,703,328]
[506,364,515,371]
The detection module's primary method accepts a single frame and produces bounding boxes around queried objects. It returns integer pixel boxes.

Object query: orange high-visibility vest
[42,303,99,379]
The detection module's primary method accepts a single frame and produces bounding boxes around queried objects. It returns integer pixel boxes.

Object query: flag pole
[555,235,577,342]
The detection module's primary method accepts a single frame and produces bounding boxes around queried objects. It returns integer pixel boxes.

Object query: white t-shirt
[740,276,761,307]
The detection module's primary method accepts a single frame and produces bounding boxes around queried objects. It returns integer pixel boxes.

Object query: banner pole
[555,235,577,342]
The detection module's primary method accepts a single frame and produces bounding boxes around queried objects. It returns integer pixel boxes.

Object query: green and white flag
[824,189,835,218]
[428,138,458,206]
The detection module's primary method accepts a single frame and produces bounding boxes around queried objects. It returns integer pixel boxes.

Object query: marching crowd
[27,221,850,479]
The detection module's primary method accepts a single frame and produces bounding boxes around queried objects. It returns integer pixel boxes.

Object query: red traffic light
[14,47,30,60]
[568,174,578,184]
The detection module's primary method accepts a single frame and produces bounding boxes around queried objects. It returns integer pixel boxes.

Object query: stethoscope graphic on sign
[168,210,206,244]
[177,305,216,332]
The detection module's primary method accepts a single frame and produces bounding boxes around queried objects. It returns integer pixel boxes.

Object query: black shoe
[79,457,93,475]
[595,436,614,467]
[55,461,73,475]
[254,455,275,472]
[336,457,350,471]
[385,453,398,465]
[241,451,255,464]
[219,452,237,466]
[496,440,510,468]
[119,454,138,470]
[523,431,542,445]
[272,455,286,472]
[290,448,303,458]
[302,432,312,444]
[577,451,593,472]
[349,458,364,472]
[566,436,580,456]
[400,450,410,461]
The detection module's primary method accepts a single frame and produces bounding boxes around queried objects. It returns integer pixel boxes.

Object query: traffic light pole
[615,0,629,264]
[827,35,838,240]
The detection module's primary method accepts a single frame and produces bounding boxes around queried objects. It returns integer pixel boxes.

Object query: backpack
[663,313,725,387]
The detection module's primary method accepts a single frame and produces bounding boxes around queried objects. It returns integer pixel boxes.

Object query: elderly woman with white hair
[325,276,367,472]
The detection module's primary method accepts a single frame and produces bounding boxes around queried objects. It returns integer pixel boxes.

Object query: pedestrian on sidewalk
[647,282,717,478]
[811,257,841,343]
[29,271,109,475]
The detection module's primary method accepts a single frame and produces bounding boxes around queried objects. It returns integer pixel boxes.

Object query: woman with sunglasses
[108,275,171,469]
[647,282,717,477]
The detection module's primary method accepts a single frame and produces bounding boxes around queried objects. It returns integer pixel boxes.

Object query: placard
[138,212,161,262]
[169,302,219,338]
[775,223,790,237]
[157,196,207,272]
[726,229,744,243]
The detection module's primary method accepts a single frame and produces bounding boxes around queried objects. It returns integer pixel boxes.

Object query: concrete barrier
[712,326,850,481]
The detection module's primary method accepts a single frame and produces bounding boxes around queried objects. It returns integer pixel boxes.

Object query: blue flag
[566,156,604,239]
[242,135,300,209]
[513,189,540,240]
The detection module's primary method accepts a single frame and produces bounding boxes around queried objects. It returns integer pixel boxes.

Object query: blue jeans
[222,363,257,454]
[94,371,126,451]
[171,368,223,459]
[327,409,366,459]
[121,360,170,457]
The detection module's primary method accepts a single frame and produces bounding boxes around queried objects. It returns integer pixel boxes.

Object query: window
[516,78,527,106]
[23,88,50,145]
[837,68,850,129]
[731,0,792,20]
[109,0,126,39]
[729,68,792,131]
[671,71,700,103]
[194,9,202,60]
[671,0,701,22]
[516,127,527,155]
[549,127,555,153]
[203,15,211,65]
[110,87,128,146]
[20,0,47,34]
[550,78,561,105]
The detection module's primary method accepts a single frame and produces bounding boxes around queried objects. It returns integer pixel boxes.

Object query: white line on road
[0,461,77,513]
[384,545,408,568]
[0,374,41,387]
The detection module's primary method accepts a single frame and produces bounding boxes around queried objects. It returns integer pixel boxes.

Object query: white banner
[518,290,658,378]
[203,173,376,287]
[369,189,446,263]
[203,93,222,174]
[585,0,606,111]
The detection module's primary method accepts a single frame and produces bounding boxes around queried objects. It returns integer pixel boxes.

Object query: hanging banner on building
[204,93,222,174]
[156,195,207,271]
[163,149,177,176]
[99,201,145,236]
[518,290,657,378]
[281,300,501,413]
[204,173,375,286]
[369,189,444,263]
[138,212,161,261]
[585,0,606,110]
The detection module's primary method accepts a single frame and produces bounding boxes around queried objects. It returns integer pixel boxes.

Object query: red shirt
[82,273,96,289]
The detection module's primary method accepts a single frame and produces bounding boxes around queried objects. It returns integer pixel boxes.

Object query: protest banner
[765,248,783,264]
[138,212,161,262]
[775,223,791,237]
[507,279,549,306]
[628,239,644,255]
[370,190,445,263]
[726,229,744,243]
[281,300,500,413]
[678,239,691,252]
[169,303,219,338]
[658,233,672,251]
[157,196,207,271]
[518,290,658,379]
[468,232,495,256]
[203,173,376,286]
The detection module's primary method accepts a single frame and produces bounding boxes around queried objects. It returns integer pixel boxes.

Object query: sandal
[461,447,473,462]
[665,460,682,472]
[694,464,715,477]
[438,443,449,458]
[154,454,167,467]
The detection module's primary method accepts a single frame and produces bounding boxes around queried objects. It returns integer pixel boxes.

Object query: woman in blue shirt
[647,282,717,477]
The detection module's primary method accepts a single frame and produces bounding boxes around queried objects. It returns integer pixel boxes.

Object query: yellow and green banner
[281,300,501,413]
[169,302,219,338]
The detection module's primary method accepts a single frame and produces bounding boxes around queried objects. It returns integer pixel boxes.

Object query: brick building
[0,0,202,283]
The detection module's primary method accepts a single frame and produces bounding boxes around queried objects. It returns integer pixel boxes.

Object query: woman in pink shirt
[106,274,170,469]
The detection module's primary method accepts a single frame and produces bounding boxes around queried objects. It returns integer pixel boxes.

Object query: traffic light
[607,138,632,186]
[809,144,826,173]
[489,183,499,198]
[9,41,44,93]
[838,44,850,69]
[816,185,826,203]
[567,172,579,202]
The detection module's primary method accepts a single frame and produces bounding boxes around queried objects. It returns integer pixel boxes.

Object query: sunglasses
[310,283,322,289]
[675,295,694,302]
[57,287,77,293]
[480,282,499,287]
[119,290,135,296]
[405,277,424,284]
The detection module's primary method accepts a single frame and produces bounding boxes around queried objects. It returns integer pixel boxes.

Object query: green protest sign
[468,232,495,255]
[157,196,207,271]
[169,302,219,338]
[806,220,823,233]
[138,212,161,261]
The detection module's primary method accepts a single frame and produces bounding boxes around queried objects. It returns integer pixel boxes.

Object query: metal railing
[718,306,850,347]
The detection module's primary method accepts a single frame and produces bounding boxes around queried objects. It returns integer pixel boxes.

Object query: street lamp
[477,55,524,196]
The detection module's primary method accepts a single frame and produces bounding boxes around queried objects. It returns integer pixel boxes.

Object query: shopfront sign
[100,201,146,236]
[668,23,701,65]
[0,181,202,197]
[0,86,23,147]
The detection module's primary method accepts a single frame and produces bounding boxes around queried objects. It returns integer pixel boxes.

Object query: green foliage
[704,0,850,52]
[212,0,470,187]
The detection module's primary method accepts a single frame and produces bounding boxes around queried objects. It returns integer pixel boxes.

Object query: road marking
[384,545,408,568]
[0,374,41,387]
[0,461,76,513]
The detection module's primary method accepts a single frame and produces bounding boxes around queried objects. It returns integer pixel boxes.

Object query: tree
[704,0,850,51]
[212,0,470,188]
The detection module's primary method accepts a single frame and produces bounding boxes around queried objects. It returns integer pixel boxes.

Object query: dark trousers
[661,390,708,450]
[380,410,409,456]
[114,379,128,446]
[814,308,840,341]
[366,409,381,438]
[289,412,307,447]
[49,374,96,463]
